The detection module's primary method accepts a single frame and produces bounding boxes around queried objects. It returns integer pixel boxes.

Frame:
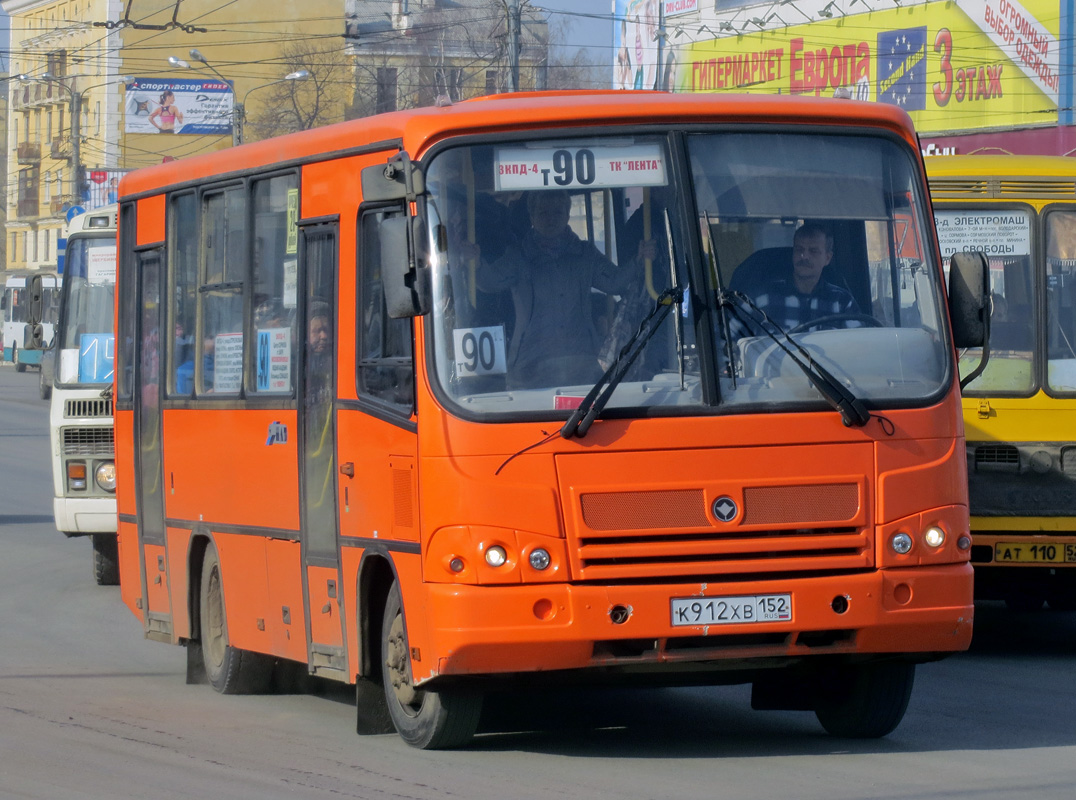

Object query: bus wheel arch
[192,536,273,694]
[354,553,396,735]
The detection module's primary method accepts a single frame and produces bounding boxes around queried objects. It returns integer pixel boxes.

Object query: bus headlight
[890,532,913,554]
[923,526,945,548]
[484,545,508,567]
[95,462,117,492]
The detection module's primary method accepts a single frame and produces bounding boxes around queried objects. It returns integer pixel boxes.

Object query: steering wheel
[787,313,882,335]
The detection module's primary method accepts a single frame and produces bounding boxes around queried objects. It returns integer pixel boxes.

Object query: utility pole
[70,85,83,205]
[507,0,521,93]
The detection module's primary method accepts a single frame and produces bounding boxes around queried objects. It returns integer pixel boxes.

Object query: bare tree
[247,36,352,141]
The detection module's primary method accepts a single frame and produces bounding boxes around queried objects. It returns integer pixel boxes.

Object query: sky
[539,0,615,65]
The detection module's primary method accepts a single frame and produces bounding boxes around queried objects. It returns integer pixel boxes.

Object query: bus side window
[251,175,298,395]
[199,188,246,395]
[358,210,414,413]
[170,192,198,397]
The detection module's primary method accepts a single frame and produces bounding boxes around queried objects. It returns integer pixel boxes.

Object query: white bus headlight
[95,462,117,492]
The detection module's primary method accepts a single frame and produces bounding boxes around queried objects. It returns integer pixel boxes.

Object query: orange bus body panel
[135,195,165,246]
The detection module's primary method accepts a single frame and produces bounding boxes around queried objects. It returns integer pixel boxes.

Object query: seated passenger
[477,190,654,388]
[731,222,861,338]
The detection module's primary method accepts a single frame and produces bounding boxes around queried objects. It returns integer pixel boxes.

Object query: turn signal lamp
[67,462,87,490]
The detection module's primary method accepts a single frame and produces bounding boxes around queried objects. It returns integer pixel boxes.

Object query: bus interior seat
[728,247,792,295]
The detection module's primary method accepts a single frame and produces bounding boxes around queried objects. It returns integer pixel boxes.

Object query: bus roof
[925,153,1076,179]
[118,92,919,199]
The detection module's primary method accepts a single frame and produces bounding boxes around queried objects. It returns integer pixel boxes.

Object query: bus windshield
[425,131,949,418]
[56,236,117,386]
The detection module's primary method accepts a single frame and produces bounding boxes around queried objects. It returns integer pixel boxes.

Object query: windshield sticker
[87,244,118,285]
[494,143,667,191]
[453,325,507,377]
[934,210,1031,259]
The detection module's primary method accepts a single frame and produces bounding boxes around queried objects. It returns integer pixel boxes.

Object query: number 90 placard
[453,325,508,377]
[494,143,667,192]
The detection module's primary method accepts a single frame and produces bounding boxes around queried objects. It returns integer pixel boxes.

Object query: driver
[731,222,861,338]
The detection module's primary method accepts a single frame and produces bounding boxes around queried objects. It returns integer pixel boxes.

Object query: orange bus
[115,91,986,749]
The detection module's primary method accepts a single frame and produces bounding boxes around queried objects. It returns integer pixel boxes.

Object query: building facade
[614,0,1076,157]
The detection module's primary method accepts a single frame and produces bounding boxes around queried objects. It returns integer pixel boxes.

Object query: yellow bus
[927,155,1076,612]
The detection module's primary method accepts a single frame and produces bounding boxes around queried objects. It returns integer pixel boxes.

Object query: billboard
[672,0,1059,134]
[124,77,234,135]
[614,0,671,91]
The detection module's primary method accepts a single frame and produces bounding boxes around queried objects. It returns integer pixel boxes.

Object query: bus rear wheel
[814,661,915,739]
[13,344,26,373]
[91,534,119,586]
[380,583,481,749]
[199,544,273,694]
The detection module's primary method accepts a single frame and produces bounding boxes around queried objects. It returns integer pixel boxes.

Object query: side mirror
[27,274,45,325]
[948,251,989,348]
[361,153,425,202]
[25,323,45,350]
[381,215,430,318]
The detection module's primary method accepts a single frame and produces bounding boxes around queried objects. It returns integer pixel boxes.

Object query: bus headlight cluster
[890,525,948,555]
[484,545,507,567]
[95,462,117,493]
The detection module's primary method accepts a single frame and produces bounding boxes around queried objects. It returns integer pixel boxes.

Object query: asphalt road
[2,362,1075,799]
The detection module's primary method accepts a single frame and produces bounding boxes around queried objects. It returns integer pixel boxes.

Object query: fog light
[890,532,913,554]
[484,545,507,567]
[67,462,87,490]
[923,526,945,548]
[95,462,117,493]
[957,535,972,550]
[529,548,551,571]
[448,557,465,573]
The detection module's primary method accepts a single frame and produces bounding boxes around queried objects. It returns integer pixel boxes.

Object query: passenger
[477,190,655,388]
[731,222,861,338]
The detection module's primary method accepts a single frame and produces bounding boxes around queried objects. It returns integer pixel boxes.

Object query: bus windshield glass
[425,131,949,418]
[57,236,117,386]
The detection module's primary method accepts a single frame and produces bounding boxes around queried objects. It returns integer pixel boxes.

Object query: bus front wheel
[198,544,273,694]
[380,583,481,749]
[13,344,26,373]
[91,534,119,586]
[814,661,915,739]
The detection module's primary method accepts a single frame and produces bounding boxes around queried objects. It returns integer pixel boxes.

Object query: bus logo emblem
[712,496,738,523]
[266,421,288,446]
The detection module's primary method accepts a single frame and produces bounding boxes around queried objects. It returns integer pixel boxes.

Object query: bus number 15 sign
[495,143,667,191]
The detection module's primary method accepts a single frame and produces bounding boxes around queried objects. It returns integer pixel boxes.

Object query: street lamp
[168,50,308,146]
[16,72,130,209]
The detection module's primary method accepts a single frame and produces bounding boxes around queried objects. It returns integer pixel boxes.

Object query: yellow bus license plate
[994,542,1076,563]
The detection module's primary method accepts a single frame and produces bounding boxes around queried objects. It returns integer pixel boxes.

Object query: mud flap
[356,675,395,734]
[186,640,208,685]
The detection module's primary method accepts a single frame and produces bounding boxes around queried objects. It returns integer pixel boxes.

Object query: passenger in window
[307,301,333,403]
[731,222,861,338]
[477,190,654,388]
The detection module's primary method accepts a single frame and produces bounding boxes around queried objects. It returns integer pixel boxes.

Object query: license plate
[670,593,792,626]
[994,542,1076,563]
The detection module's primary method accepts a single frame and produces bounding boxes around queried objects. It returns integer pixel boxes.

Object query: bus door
[133,246,172,638]
[298,221,346,674]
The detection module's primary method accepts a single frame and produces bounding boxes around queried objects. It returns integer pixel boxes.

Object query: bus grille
[573,485,868,581]
[974,444,1019,473]
[64,398,113,419]
[62,427,115,456]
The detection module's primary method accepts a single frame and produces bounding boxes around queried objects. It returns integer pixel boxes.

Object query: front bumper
[416,563,973,683]
[54,495,117,535]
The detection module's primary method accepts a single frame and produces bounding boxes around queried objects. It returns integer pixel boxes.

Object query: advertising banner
[673,0,1058,133]
[614,0,673,91]
[124,78,234,135]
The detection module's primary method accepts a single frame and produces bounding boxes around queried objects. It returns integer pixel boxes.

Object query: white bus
[3,272,59,372]
[43,207,119,584]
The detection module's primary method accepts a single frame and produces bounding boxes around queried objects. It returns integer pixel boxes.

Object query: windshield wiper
[561,287,682,439]
[721,289,870,428]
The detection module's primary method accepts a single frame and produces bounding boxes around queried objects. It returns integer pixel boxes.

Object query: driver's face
[792,231,832,292]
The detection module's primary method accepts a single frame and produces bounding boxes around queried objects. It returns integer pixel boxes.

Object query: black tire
[1046,577,1076,612]
[13,345,26,373]
[381,583,482,749]
[199,544,273,694]
[815,661,915,739]
[91,534,120,586]
[1005,588,1046,613]
[39,369,51,399]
